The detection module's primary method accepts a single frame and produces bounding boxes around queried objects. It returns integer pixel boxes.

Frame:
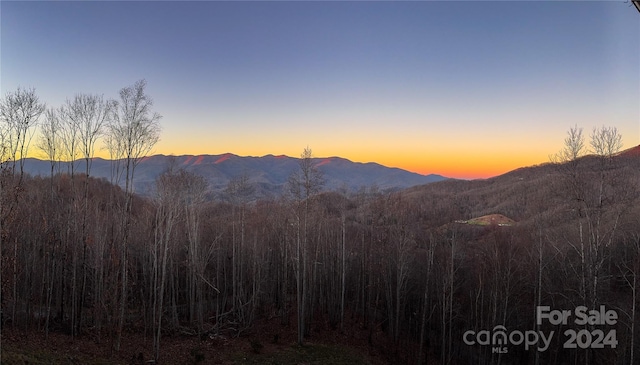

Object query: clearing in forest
[460,214,516,226]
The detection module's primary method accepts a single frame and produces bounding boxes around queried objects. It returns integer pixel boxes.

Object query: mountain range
[20,153,447,200]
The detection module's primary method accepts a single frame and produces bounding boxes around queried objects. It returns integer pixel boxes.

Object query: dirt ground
[1,314,401,364]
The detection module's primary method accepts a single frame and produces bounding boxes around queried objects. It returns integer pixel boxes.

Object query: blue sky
[2,1,639,178]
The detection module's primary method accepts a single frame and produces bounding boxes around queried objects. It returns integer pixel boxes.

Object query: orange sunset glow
[147,119,612,179]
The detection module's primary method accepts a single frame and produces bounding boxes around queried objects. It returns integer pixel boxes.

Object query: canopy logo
[463,326,552,353]
[463,306,618,353]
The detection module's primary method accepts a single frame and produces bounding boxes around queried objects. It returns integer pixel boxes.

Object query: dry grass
[466,214,515,226]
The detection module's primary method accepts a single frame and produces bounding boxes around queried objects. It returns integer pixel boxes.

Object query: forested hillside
[2,147,640,365]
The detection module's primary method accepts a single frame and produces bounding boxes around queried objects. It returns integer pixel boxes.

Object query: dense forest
[1,82,639,364]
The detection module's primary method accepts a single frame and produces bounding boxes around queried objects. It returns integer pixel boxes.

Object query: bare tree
[288,146,324,345]
[151,167,182,362]
[108,79,161,192]
[36,107,62,337]
[554,124,585,162]
[70,93,113,177]
[226,174,255,332]
[37,108,62,183]
[440,229,457,365]
[551,125,628,365]
[56,99,83,338]
[183,170,209,334]
[417,233,435,365]
[59,103,80,177]
[0,87,45,179]
[590,126,623,159]
[107,79,161,351]
[73,94,113,335]
[381,195,412,345]
[0,87,45,333]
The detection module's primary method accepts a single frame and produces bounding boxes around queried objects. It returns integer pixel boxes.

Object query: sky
[1,1,639,179]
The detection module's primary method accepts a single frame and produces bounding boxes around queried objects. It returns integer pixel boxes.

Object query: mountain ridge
[20,153,448,199]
